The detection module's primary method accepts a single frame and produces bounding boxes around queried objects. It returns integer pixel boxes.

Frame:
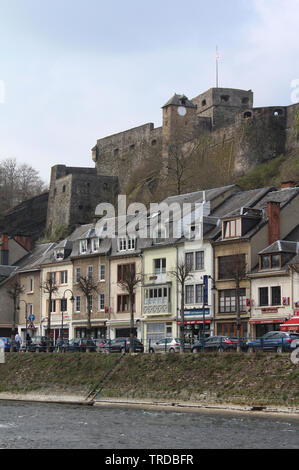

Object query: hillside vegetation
[1,353,298,408]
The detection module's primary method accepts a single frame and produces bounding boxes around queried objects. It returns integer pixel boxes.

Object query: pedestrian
[15,332,22,352]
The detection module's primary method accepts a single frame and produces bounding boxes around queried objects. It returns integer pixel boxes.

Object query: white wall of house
[41,263,74,340]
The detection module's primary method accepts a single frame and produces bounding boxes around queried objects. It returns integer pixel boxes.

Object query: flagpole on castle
[216,46,219,88]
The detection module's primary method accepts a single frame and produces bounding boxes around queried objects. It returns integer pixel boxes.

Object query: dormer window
[80,239,88,254]
[91,238,99,252]
[54,249,65,261]
[260,254,281,270]
[118,236,136,252]
[153,226,166,244]
[223,219,241,239]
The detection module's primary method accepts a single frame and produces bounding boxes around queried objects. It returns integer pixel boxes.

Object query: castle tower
[161,94,198,174]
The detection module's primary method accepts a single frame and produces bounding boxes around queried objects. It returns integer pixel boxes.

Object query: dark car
[246,331,299,353]
[27,336,54,352]
[191,336,244,353]
[0,337,14,352]
[103,337,144,353]
[65,338,96,353]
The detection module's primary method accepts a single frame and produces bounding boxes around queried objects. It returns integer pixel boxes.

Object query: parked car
[246,331,299,353]
[64,338,96,353]
[94,338,107,353]
[191,336,245,353]
[0,337,14,352]
[103,337,144,353]
[149,337,191,354]
[26,336,54,352]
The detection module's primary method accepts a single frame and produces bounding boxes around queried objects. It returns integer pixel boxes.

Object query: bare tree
[117,264,143,354]
[7,279,24,352]
[0,158,46,213]
[41,276,58,352]
[169,258,194,353]
[221,253,248,351]
[77,276,99,351]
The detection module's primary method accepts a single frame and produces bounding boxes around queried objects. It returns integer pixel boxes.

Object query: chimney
[1,233,9,265]
[14,234,31,252]
[281,181,295,189]
[267,201,280,245]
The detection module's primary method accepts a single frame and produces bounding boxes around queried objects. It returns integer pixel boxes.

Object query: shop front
[249,318,287,338]
[177,319,212,343]
[280,317,299,333]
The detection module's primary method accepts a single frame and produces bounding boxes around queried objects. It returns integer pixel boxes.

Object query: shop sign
[184,308,210,316]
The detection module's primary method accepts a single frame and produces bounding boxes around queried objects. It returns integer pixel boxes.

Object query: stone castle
[1,86,299,240]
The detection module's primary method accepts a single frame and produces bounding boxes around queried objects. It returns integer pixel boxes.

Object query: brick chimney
[1,233,9,265]
[267,201,280,245]
[281,181,295,189]
[14,235,31,252]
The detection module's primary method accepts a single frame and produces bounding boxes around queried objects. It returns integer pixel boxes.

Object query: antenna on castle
[216,46,220,88]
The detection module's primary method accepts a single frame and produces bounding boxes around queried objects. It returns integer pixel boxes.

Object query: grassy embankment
[0,353,298,408]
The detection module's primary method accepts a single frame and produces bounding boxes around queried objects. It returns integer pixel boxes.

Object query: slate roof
[162,94,196,109]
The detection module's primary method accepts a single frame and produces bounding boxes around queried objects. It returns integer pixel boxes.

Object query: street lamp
[201,275,217,351]
[60,289,75,351]
[18,300,28,351]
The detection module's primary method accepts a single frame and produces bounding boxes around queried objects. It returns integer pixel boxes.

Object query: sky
[0,0,298,184]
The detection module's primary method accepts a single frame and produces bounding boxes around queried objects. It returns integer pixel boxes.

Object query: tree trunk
[236,280,241,353]
[86,303,92,353]
[10,298,17,352]
[47,293,52,353]
[129,292,135,354]
[180,282,185,353]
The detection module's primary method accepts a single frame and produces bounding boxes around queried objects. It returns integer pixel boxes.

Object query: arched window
[243,111,252,119]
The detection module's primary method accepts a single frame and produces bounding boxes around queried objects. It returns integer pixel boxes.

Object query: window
[98,294,105,311]
[195,284,203,304]
[60,271,68,284]
[75,296,81,313]
[114,148,119,156]
[218,254,246,280]
[130,144,135,150]
[271,286,281,306]
[80,240,87,254]
[75,267,81,284]
[154,258,166,275]
[127,237,136,250]
[99,264,105,281]
[259,287,269,307]
[271,255,280,269]
[223,219,241,239]
[185,253,193,270]
[92,238,99,252]
[119,237,127,251]
[219,289,246,313]
[154,227,166,244]
[243,111,252,119]
[117,294,135,313]
[151,139,157,146]
[28,278,34,293]
[48,272,56,285]
[147,323,165,342]
[60,299,67,312]
[221,95,230,103]
[144,287,169,305]
[195,251,204,270]
[117,263,135,282]
[50,300,56,313]
[185,285,194,304]
[242,97,249,105]
[202,99,207,106]
[261,255,270,269]
[87,266,93,281]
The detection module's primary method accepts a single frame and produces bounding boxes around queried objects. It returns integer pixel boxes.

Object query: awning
[280,317,299,332]
[249,318,286,325]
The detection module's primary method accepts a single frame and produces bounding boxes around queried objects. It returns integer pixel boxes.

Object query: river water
[0,401,298,449]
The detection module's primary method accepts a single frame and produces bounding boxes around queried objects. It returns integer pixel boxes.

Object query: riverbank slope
[0,353,298,409]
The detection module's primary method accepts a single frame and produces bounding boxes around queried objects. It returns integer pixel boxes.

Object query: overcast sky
[0,0,298,184]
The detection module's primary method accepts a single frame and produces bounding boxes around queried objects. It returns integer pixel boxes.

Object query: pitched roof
[162,94,196,109]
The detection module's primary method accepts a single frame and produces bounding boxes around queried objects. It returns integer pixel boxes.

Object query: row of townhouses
[1,183,299,347]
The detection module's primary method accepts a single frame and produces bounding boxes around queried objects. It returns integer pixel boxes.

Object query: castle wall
[92,123,163,189]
